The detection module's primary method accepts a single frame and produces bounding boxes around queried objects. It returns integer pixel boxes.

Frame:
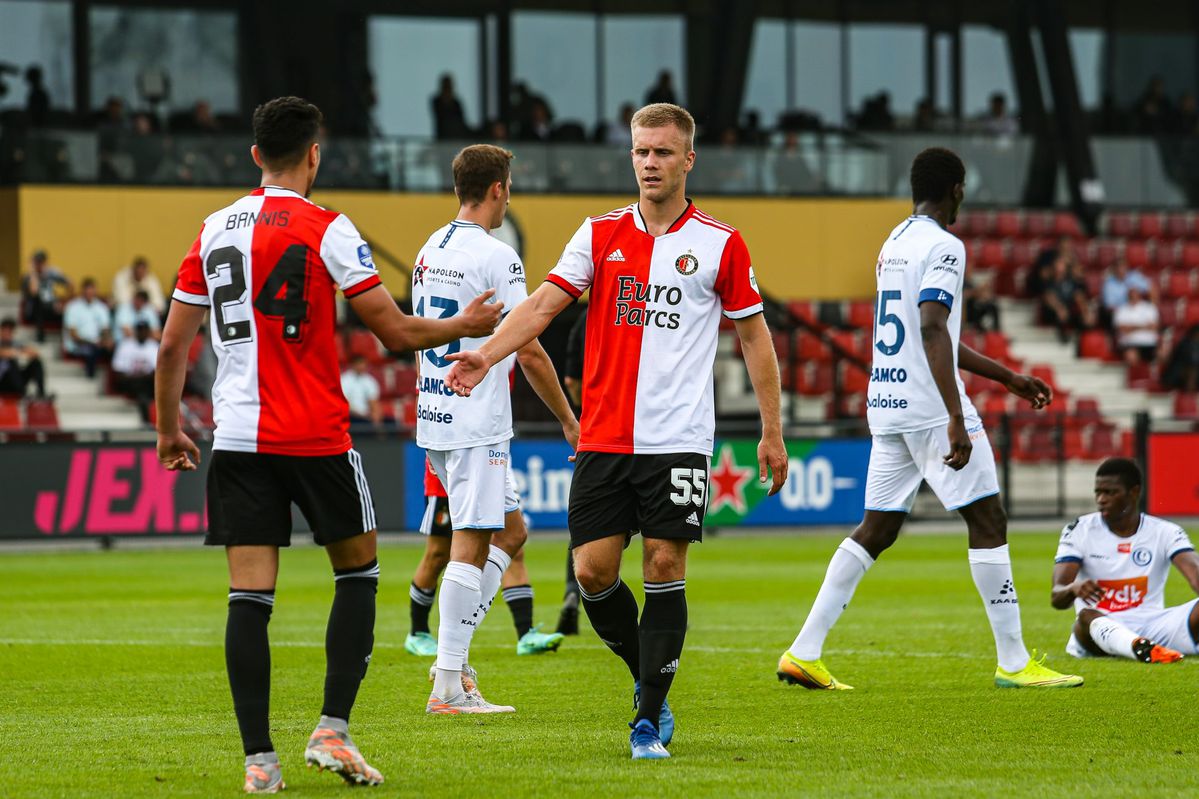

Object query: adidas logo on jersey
[660,659,678,674]
[606,248,626,262]
[685,511,700,527]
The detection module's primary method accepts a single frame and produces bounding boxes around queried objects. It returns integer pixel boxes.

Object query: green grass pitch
[2,530,1197,798]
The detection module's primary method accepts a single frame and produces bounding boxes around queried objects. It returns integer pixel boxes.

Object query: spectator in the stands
[644,70,677,106]
[855,91,894,131]
[0,318,46,398]
[981,92,1019,136]
[111,321,158,423]
[1136,76,1173,134]
[912,98,937,132]
[62,278,112,378]
[521,99,553,142]
[1112,286,1160,366]
[1163,324,1199,392]
[186,100,221,134]
[1028,236,1078,298]
[431,74,471,140]
[112,256,166,315]
[1102,257,1155,325]
[741,110,767,146]
[1041,254,1096,342]
[25,66,50,127]
[340,354,382,428]
[965,275,1001,332]
[1176,92,1199,135]
[486,119,510,143]
[599,103,635,147]
[774,131,819,194]
[113,290,161,343]
[20,250,71,343]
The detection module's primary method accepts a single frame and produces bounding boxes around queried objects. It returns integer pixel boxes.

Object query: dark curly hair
[252,96,323,168]
[910,147,965,205]
[1096,457,1143,490]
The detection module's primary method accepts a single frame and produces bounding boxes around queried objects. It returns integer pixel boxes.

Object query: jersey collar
[253,185,306,199]
[449,219,486,230]
[632,199,694,236]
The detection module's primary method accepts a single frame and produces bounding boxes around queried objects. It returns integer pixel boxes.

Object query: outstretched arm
[1171,550,1199,596]
[447,283,574,395]
[734,313,787,495]
[349,285,502,353]
[155,301,207,471]
[517,338,579,450]
[958,342,1052,410]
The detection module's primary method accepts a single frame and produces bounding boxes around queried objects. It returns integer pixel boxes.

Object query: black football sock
[321,560,379,722]
[634,581,687,730]
[564,550,580,598]
[580,578,641,680]
[502,584,535,638]
[225,589,275,756]
[409,582,436,635]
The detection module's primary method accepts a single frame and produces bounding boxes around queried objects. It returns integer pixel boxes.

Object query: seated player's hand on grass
[157,430,200,471]
[758,434,788,495]
[943,415,972,470]
[460,289,503,337]
[1004,373,1053,410]
[445,350,488,397]
[1072,578,1105,605]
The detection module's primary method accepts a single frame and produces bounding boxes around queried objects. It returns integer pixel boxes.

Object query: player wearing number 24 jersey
[778,147,1082,692]
[153,97,501,794]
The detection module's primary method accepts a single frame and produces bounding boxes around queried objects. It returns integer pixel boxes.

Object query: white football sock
[968,545,1031,673]
[789,538,874,660]
[1088,615,1141,660]
[433,561,483,699]
[463,546,512,665]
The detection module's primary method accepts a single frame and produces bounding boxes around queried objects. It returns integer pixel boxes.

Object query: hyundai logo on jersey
[509,262,523,274]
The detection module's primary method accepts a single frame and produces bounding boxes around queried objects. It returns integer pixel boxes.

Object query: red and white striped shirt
[546,201,763,456]
[173,186,382,455]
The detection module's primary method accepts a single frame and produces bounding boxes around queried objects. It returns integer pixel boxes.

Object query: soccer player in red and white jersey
[154,97,501,794]
[446,103,788,759]
[1052,458,1196,663]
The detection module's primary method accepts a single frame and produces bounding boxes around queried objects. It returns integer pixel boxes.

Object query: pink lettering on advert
[85,449,138,533]
[33,449,93,534]
[135,449,178,532]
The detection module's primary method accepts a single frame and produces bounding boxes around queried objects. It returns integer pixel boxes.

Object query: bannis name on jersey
[704,440,870,527]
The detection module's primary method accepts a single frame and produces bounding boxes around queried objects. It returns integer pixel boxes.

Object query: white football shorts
[426,442,521,531]
[864,415,1000,513]
[1066,598,1199,658]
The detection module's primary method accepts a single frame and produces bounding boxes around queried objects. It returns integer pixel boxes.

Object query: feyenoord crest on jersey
[675,252,699,276]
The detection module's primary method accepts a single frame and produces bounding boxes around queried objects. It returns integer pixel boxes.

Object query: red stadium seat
[978,239,1007,270]
[1088,425,1120,460]
[841,363,870,394]
[995,211,1023,238]
[1158,299,1181,329]
[25,399,59,430]
[0,398,21,430]
[1138,213,1163,240]
[1107,212,1136,238]
[1074,397,1102,422]
[1030,364,1058,394]
[347,330,384,364]
[1120,429,1135,458]
[1063,428,1087,460]
[1092,240,1120,269]
[1126,362,1155,390]
[846,301,874,331]
[1183,299,1199,327]
[1163,270,1193,298]
[798,363,833,396]
[1164,212,1192,240]
[1124,240,1151,269]
[797,332,829,363]
[1151,241,1178,272]
[1053,212,1083,238]
[1008,239,1041,269]
[1078,330,1114,361]
[1182,242,1199,268]
[1174,393,1199,419]
[788,301,817,326]
[983,332,1011,360]
[1025,212,1055,238]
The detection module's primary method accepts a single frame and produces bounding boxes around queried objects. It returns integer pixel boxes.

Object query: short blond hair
[452,144,514,204]
[630,103,695,151]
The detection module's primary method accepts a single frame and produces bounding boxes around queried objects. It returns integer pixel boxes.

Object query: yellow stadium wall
[0,186,907,301]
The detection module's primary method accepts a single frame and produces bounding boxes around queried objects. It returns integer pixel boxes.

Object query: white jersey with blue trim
[412,220,527,450]
[1055,512,1195,614]
[866,214,977,435]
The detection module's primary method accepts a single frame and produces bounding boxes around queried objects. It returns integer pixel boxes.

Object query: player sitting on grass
[406,456,566,657]
[1052,458,1197,663]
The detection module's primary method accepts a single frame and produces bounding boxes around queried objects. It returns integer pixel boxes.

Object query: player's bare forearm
[478,283,573,368]
[1171,551,1199,595]
[517,339,578,429]
[1050,562,1081,609]
[958,343,1012,385]
[155,302,207,436]
[735,314,783,437]
[919,305,964,420]
[350,285,501,352]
